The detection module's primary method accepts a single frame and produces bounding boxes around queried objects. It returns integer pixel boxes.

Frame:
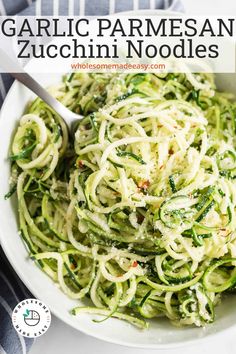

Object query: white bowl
[1,12,236,350]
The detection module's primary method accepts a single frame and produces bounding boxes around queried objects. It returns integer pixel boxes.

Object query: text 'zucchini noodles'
[7,71,236,328]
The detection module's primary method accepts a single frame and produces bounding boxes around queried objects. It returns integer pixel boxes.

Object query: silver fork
[0,49,83,132]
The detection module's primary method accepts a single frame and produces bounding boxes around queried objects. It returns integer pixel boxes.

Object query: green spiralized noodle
[7,72,236,328]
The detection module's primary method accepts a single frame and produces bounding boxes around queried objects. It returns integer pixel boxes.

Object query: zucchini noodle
[6,72,236,328]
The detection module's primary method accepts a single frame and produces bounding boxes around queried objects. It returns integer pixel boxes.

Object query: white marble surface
[31,317,236,354]
[30,1,236,353]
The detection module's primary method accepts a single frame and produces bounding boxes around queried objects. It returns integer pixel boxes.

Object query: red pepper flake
[169,148,174,155]
[138,180,150,190]
[132,261,138,268]
[70,264,76,270]
[77,160,84,168]
[159,165,164,170]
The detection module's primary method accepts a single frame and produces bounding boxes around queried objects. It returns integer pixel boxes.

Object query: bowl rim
[1,78,236,350]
